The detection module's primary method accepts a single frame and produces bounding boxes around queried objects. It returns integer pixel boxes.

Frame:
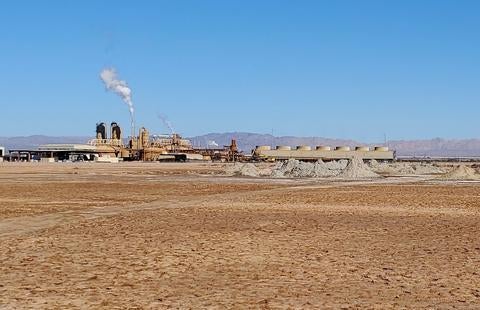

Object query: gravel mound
[439,165,480,180]
[225,159,447,179]
[370,162,400,175]
[393,163,416,175]
[411,163,445,175]
[370,162,444,176]
[271,159,340,178]
[336,156,380,179]
[324,159,348,170]
[225,163,260,177]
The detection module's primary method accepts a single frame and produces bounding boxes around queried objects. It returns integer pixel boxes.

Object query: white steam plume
[207,140,219,147]
[100,68,135,136]
[157,113,175,134]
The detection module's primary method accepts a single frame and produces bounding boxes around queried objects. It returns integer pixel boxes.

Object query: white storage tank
[316,146,331,151]
[374,146,389,152]
[276,146,291,150]
[335,146,351,151]
[355,146,370,151]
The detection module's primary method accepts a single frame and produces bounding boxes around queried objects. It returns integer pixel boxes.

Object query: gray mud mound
[336,156,381,179]
[394,163,416,175]
[323,159,348,170]
[371,162,444,176]
[372,163,400,175]
[439,165,480,180]
[412,163,445,175]
[271,159,340,178]
[313,160,340,177]
[225,163,260,177]
[369,160,395,174]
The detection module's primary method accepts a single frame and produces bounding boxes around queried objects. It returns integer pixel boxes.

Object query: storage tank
[374,146,389,152]
[111,122,122,140]
[276,146,291,150]
[296,146,312,151]
[96,122,107,140]
[316,146,331,151]
[355,146,370,151]
[335,146,351,151]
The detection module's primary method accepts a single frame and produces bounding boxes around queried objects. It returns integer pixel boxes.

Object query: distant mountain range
[192,133,480,157]
[1,133,480,157]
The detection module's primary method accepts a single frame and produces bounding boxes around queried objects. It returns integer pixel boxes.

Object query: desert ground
[0,162,479,309]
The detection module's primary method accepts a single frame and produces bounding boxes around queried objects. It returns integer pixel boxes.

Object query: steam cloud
[208,140,219,147]
[100,68,135,132]
[157,113,175,134]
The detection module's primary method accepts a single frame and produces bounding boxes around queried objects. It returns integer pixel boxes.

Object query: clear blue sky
[1,0,479,141]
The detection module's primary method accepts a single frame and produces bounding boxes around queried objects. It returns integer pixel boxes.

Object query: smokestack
[100,68,135,138]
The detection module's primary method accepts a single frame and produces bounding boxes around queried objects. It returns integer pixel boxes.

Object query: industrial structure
[0,146,5,162]
[7,122,242,162]
[5,121,396,163]
[88,122,241,161]
[88,122,194,161]
[253,145,395,161]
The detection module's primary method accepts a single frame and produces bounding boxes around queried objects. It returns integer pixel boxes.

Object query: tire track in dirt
[0,184,293,238]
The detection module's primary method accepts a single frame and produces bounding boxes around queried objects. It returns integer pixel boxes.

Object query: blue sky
[1,0,479,141]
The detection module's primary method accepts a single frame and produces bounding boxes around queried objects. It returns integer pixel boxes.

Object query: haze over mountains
[190,133,480,157]
[1,133,480,157]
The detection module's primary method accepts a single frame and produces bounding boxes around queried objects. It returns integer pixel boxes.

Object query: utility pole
[271,128,274,148]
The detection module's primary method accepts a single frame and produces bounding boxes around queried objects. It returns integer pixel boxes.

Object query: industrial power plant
[6,122,242,163]
[2,67,397,163]
[4,4,480,309]
[5,119,396,163]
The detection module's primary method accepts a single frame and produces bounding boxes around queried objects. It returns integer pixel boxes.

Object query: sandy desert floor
[0,162,479,309]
